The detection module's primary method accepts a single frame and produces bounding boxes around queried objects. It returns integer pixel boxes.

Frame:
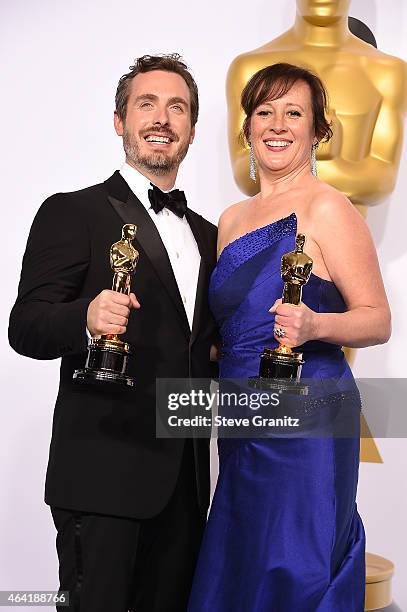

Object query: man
[9,54,217,612]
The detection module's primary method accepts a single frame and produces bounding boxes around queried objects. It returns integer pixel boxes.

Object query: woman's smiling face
[249,80,316,179]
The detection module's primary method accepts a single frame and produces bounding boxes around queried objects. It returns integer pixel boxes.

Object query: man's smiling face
[114,70,195,176]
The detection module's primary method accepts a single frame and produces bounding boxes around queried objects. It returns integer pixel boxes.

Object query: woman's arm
[272,191,391,349]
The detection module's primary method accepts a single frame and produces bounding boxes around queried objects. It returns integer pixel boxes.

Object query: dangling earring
[311,142,318,177]
[249,145,257,182]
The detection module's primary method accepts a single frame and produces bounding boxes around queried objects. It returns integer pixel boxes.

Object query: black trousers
[51,441,205,612]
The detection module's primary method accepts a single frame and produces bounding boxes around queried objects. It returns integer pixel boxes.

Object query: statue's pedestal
[365,553,394,611]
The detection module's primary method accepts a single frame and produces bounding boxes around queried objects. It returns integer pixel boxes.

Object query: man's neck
[125,158,177,191]
[293,13,351,47]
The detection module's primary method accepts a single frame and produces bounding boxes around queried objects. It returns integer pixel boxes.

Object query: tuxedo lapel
[186,210,212,347]
[105,172,190,338]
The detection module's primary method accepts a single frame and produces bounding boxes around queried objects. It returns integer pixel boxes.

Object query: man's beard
[122,127,191,176]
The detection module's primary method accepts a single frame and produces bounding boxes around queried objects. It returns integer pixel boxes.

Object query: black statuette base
[256,347,307,394]
[259,348,304,381]
[73,367,135,388]
[86,345,129,374]
[73,341,135,389]
[249,376,308,395]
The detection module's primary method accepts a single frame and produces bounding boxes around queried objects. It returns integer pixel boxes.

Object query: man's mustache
[140,126,179,142]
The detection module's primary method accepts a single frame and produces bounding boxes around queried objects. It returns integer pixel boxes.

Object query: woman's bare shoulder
[308,182,362,228]
[217,198,252,256]
[218,198,251,227]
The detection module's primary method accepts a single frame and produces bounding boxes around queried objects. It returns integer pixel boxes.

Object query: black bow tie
[148,184,187,218]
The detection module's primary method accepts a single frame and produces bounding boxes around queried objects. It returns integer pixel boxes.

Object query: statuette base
[259,347,304,380]
[73,337,135,388]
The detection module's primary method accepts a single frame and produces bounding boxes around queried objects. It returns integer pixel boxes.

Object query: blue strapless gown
[188,214,365,612]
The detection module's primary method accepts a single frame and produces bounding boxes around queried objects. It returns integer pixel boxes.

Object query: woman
[188,64,391,611]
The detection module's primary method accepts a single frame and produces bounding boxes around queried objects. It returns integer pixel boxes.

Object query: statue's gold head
[295,233,306,252]
[296,0,351,25]
[122,224,137,241]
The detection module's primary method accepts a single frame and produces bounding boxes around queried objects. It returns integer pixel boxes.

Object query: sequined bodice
[209,213,349,379]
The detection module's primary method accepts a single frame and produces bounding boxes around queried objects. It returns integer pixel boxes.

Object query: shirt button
[182,295,187,304]
[176,251,179,258]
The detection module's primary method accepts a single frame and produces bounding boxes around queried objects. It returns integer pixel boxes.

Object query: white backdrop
[1,0,406,609]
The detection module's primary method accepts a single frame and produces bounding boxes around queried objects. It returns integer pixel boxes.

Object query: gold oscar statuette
[73,224,139,388]
[259,233,312,384]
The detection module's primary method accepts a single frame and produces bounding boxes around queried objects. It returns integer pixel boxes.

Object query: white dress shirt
[119,162,201,329]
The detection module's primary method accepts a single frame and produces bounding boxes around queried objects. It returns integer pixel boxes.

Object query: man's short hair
[115,53,199,126]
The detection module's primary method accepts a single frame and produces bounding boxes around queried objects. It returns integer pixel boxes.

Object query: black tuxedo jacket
[9,171,218,519]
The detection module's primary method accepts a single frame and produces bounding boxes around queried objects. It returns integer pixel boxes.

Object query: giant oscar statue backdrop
[226,0,407,608]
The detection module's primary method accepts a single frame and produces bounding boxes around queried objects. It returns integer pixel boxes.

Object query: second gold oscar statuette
[258,233,312,389]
